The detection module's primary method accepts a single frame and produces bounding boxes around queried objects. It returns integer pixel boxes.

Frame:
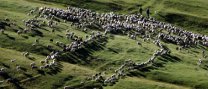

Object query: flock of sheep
[0,5,206,88]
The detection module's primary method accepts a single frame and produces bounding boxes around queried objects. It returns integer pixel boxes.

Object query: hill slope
[0,0,208,89]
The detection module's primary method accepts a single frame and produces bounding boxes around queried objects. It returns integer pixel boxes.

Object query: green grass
[1,0,208,89]
[105,77,191,89]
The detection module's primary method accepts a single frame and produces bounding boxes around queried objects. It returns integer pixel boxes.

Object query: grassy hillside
[0,0,208,89]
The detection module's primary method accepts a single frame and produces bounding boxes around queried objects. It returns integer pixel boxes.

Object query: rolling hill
[0,0,208,89]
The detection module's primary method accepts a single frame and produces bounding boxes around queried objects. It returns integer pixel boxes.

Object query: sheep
[45,55,51,60]
[16,65,21,71]
[39,66,45,70]
[0,29,5,34]
[23,52,30,57]
[56,41,60,46]
[64,86,72,89]
[32,43,36,46]
[198,58,202,65]
[0,80,4,83]
[30,62,36,67]
[83,28,87,32]
[104,79,110,84]
[49,62,55,67]
[4,18,9,21]
[137,41,142,45]
[44,64,50,68]
[35,38,39,43]
[17,30,22,35]
[10,59,16,62]
[38,6,208,49]
[6,78,13,83]
[31,65,37,69]
[146,38,150,42]
[52,59,56,64]
[45,58,49,64]
[0,68,5,72]
[47,45,52,49]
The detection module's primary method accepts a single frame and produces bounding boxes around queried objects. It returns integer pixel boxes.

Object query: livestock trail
[1,0,208,89]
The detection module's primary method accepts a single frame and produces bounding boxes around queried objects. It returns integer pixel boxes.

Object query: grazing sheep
[56,41,60,46]
[32,43,36,46]
[44,64,50,68]
[16,65,21,71]
[17,30,22,35]
[23,52,30,57]
[83,28,87,32]
[0,80,4,83]
[10,59,16,62]
[49,62,55,67]
[52,59,56,64]
[64,86,72,89]
[31,65,37,69]
[30,62,36,67]
[35,38,39,43]
[198,58,202,65]
[0,68,5,72]
[4,18,9,21]
[0,29,5,34]
[6,78,13,83]
[39,66,44,70]
[137,41,142,45]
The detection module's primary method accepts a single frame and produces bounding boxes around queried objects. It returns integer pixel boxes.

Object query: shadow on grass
[46,63,63,75]
[27,56,36,61]
[29,30,43,37]
[0,62,10,68]
[131,54,182,75]
[0,72,24,89]
[3,33,15,40]
[0,21,10,29]
[200,60,208,71]
[37,62,63,76]
[60,37,107,65]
